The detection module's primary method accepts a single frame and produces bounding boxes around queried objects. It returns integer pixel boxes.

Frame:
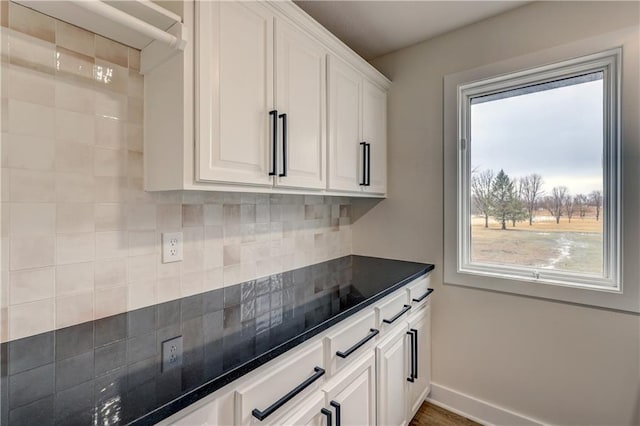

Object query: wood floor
[409,402,482,426]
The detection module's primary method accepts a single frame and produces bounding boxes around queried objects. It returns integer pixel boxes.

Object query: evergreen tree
[507,181,528,227]
[490,169,514,230]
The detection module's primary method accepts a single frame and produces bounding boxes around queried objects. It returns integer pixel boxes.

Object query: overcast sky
[470,79,603,195]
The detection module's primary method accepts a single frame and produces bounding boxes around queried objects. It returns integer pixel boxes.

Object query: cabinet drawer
[234,342,325,425]
[406,275,432,308]
[324,309,377,375]
[375,290,411,332]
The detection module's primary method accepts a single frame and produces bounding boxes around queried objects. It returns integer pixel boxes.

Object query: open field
[471,216,603,274]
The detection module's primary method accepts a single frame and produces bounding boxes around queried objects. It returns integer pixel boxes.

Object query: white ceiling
[294,1,530,60]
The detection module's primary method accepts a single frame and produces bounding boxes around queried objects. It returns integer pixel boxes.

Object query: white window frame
[442,32,640,312]
[459,50,620,290]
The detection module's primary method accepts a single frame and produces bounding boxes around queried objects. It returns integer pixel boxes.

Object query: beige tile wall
[0,3,352,342]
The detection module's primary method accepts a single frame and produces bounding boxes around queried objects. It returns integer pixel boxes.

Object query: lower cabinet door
[376,325,410,426]
[407,303,432,418]
[323,352,376,426]
[280,393,328,426]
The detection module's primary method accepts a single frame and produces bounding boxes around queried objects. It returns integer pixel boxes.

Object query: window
[450,48,621,295]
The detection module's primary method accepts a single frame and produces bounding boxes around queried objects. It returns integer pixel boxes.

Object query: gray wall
[353,2,640,424]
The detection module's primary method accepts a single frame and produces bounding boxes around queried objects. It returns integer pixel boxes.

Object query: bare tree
[589,190,603,221]
[545,186,568,224]
[574,194,588,219]
[471,169,494,228]
[565,194,576,223]
[521,174,544,226]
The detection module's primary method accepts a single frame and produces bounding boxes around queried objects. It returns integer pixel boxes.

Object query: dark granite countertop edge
[131,262,435,425]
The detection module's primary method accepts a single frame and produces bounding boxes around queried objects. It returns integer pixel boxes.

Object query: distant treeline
[471,168,602,230]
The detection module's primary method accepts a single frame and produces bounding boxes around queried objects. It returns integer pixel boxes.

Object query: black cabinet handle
[278,113,287,177]
[336,328,379,359]
[251,366,325,421]
[365,142,371,186]
[359,142,367,185]
[269,110,278,176]
[412,288,434,303]
[330,401,341,426]
[383,305,411,324]
[407,331,415,382]
[411,328,419,379]
[321,408,332,426]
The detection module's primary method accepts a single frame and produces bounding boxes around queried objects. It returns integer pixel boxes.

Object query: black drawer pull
[412,288,434,303]
[359,142,367,185]
[330,401,341,426]
[278,113,287,177]
[407,330,415,382]
[321,408,332,426]
[251,366,325,421]
[383,304,411,324]
[411,328,419,379]
[336,328,379,359]
[269,110,278,176]
[365,142,371,186]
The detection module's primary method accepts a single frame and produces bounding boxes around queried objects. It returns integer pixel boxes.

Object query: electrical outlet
[162,336,183,372]
[162,232,183,263]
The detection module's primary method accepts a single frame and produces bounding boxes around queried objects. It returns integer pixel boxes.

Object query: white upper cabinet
[145,0,389,197]
[362,80,388,194]
[197,2,326,190]
[196,1,274,186]
[328,55,363,193]
[275,18,327,190]
[328,56,388,195]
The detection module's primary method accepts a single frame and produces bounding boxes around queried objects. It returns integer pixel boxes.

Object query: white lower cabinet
[323,352,377,426]
[407,304,431,418]
[376,300,432,426]
[167,275,432,426]
[167,400,218,426]
[235,342,325,425]
[376,325,410,426]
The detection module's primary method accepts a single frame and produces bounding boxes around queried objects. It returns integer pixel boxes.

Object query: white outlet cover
[162,232,183,263]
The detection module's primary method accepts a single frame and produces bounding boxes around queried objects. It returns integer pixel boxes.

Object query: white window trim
[459,49,621,290]
[443,29,640,313]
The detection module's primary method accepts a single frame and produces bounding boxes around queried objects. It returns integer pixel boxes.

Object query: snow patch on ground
[541,234,573,269]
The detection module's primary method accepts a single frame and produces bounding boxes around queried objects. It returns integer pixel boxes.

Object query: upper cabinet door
[327,55,364,193]
[362,80,387,194]
[275,19,326,190]
[196,1,274,186]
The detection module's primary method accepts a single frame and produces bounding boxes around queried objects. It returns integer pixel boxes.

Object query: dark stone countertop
[0,255,434,426]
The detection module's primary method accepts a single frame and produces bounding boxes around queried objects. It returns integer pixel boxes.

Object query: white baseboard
[426,382,547,426]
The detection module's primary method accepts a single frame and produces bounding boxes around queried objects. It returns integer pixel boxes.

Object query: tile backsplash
[0,3,352,342]
[0,258,355,425]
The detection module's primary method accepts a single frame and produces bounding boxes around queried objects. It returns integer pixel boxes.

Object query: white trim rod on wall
[73,0,186,50]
